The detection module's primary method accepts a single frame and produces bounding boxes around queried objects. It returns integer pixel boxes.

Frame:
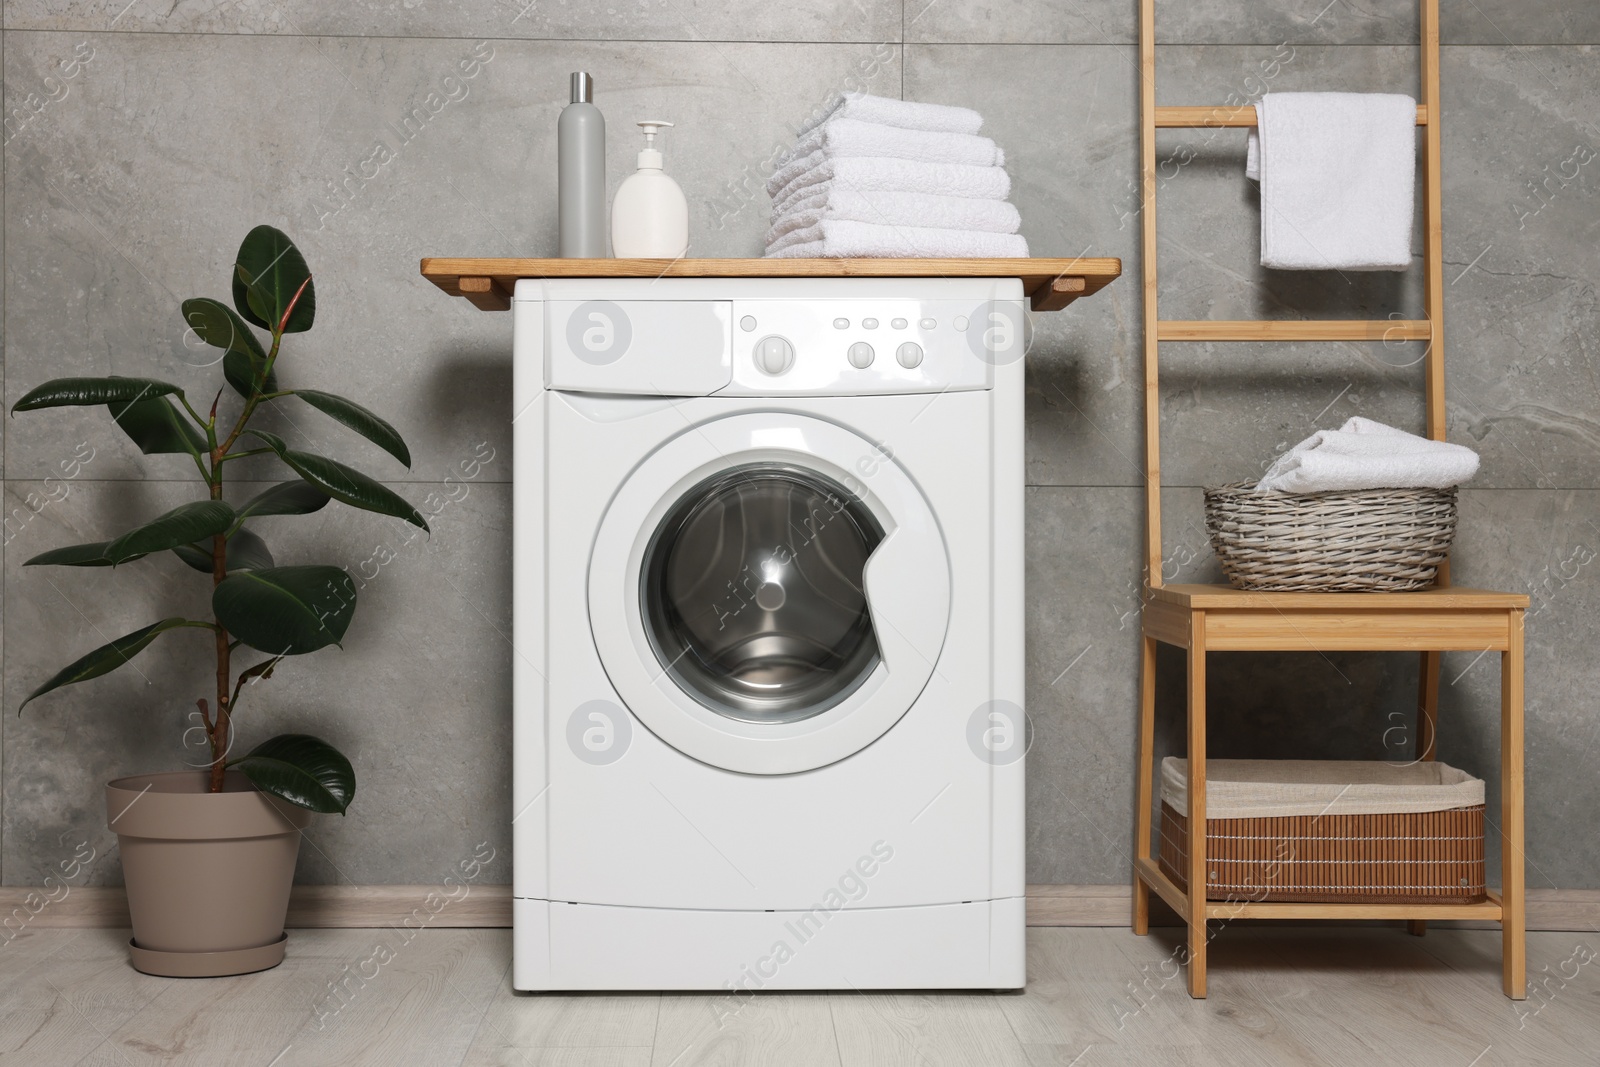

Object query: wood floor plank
[650,993,840,1067]
[1001,928,1172,1048]
[97,929,502,1066]
[829,992,1030,1067]
[5,927,1598,1066]
[469,990,659,1050]
[460,1049,654,1067]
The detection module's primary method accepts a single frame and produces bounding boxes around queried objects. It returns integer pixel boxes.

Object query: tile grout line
[0,26,1590,46]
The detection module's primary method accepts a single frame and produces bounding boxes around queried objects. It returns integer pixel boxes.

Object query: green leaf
[172,527,274,573]
[290,390,412,468]
[213,565,355,655]
[13,376,182,413]
[235,481,331,522]
[20,618,195,710]
[182,297,266,359]
[224,350,280,399]
[103,500,234,564]
[232,733,354,814]
[108,396,207,459]
[181,298,277,398]
[24,541,130,567]
[249,431,427,531]
[233,226,315,334]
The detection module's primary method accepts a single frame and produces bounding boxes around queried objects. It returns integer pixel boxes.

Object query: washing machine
[511,276,1026,991]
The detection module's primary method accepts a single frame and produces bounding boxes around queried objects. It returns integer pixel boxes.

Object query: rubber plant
[11,225,425,814]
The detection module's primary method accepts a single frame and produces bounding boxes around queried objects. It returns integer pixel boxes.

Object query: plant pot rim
[107,770,312,840]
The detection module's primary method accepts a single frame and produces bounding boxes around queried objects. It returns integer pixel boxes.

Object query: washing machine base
[512,896,1026,992]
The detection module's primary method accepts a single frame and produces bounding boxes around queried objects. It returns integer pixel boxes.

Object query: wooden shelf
[1134,859,1504,922]
[1154,104,1429,128]
[1133,0,1527,1002]
[1157,319,1432,342]
[1149,584,1528,611]
[420,256,1121,313]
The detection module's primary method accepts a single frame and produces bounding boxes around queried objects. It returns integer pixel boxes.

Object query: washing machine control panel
[718,298,1023,396]
[530,280,1025,397]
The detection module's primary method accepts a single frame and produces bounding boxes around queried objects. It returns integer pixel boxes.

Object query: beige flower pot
[106,769,312,977]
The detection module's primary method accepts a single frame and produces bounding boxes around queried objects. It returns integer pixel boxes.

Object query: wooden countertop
[419,257,1121,312]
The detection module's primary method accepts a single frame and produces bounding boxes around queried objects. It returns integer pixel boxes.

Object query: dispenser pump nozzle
[636,120,673,169]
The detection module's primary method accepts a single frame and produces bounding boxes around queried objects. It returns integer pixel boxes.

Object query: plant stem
[209,452,231,791]
[204,276,311,791]
[216,446,276,463]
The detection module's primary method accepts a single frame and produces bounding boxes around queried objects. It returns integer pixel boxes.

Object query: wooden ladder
[1131,0,1529,999]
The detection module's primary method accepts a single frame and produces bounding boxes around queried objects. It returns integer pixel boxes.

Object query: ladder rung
[1158,320,1432,342]
[1154,105,1429,128]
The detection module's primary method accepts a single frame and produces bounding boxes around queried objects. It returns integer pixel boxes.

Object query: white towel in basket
[1255,416,1479,492]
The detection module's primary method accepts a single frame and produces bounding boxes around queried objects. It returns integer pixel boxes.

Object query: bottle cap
[570,72,593,104]
[637,120,673,169]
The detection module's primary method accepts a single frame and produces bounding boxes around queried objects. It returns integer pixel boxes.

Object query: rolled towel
[769,156,1012,213]
[1255,417,1479,493]
[797,91,984,138]
[768,120,1004,194]
[1245,92,1417,271]
[767,189,1021,245]
[764,219,1029,259]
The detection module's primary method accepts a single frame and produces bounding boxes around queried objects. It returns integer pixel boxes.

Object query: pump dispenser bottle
[558,72,606,257]
[611,121,689,258]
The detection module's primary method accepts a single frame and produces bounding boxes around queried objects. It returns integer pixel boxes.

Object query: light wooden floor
[2,925,1595,1066]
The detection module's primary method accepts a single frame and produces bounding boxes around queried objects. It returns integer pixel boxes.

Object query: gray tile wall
[1,2,1594,892]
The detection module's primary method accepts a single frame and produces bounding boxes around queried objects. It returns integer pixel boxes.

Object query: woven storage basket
[1203,482,1457,592]
[1157,758,1486,905]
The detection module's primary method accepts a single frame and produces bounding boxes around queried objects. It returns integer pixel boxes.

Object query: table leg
[1186,612,1208,999]
[1502,612,1526,999]
[1133,633,1158,935]
[1410,649,1442,937]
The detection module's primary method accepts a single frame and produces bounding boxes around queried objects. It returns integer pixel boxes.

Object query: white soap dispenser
[611,121,688,259]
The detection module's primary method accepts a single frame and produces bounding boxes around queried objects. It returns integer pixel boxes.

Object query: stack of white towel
[1256,417,1479,493]
[764,92,1027,259]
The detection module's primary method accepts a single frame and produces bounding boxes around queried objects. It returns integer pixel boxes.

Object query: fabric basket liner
[1160,757,1484,819]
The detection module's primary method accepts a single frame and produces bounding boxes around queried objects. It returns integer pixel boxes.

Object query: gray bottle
[558,72,606,257]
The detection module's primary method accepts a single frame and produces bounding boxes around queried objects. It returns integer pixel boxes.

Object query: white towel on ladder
[1246,92,1417,271]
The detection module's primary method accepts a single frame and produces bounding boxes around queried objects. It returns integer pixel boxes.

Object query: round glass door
[641,463,885,723]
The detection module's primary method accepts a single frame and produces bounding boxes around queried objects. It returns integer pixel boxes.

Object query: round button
[953,315,969,331]
[920,317,936,330]
[862,318,879,330]
[891,317,908,330]
[833,317,849,330]
[740,315,757,333]
[896,342,924,369]
[755,335,795,375]
[847,341,875,369]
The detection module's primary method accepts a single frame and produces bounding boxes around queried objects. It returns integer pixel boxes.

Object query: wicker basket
[1158,759,1486,905]
[1203,482,1457,592]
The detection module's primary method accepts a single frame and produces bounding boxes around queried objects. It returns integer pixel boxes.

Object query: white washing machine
[511,276,1026,991]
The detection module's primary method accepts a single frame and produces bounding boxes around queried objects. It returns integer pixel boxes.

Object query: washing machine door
[588,412,951,774]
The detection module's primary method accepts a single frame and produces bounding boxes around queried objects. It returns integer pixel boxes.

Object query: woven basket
[1160,805,1486,905]
[1203,482,1458,592]
[1158,759,1487,905]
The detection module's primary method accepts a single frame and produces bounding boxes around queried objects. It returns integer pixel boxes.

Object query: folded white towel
[1245,92,1417,271]
[766,189,1021,245]
[768,157,1013,215]
[764,219,1029,259]
[1256,417,1479,492]
[797,91,984,138]
[769,119,1004,192]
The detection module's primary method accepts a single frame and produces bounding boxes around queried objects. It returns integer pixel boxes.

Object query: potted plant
[13,225,426,977]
